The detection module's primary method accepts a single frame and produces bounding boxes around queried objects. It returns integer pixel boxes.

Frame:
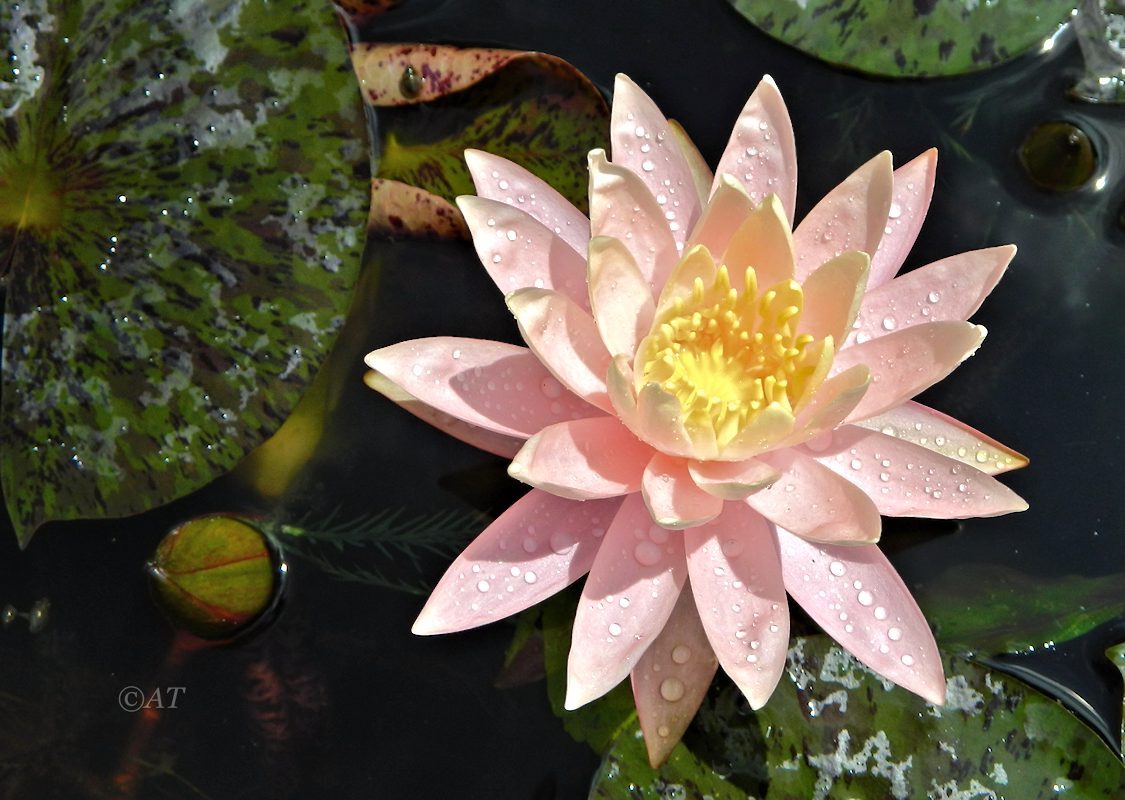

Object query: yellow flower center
[637,263,826,449]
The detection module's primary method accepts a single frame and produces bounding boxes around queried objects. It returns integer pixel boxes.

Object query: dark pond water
[3,1,1124,797]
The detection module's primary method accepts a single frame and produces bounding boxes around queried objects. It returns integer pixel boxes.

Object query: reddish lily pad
[352,44,608,238]
[0,0,369,545]
[148,516,281,640]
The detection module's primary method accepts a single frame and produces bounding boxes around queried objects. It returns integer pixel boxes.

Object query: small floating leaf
[727,0,1075,78]
[1019,120,1099,192]
[0,0,370,545]
[149,516,280,640]
[352,43,608,239]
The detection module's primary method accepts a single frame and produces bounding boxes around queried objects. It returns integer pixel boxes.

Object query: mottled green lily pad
[591,726,747,800]
[916,564,1125,655]
[674,637,1124,799]
[0,0,370,545]
[352,43,607,237]
[728,0,1076,78]
[1108,642,1125,759]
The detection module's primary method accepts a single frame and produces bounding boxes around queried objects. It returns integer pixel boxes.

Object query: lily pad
[0,0,370,544]
[1108,642,1125,758]
[728,0,1076,78]
[351,43,608,237]
[915,564,1125,655]
[679,637,1125,800]
[148,515,281,640]
[590,726,747,800]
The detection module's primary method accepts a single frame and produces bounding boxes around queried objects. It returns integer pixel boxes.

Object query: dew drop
[618,596,630,608]
[882,316,897,331]
[888,626,903,641]
[829,561,846,577]
[522,537,538,553]
[888,202,903,219]
[857,590,874,606]
[745,653,759,663]
[849,458,862,470]
[549,531,576,554]
[900,654,915,666]
[608,622,622,637]
[660,677,685,702]
[524,571,538,584]
[975,450,989,463]
[634,541,663,566]
[874,606,888,620]
[720,538,744,558]
[641,159,655,172]
[476,580,490,593]
[505,229,517,241]
[927,291,941,303]
[671,645,692,665]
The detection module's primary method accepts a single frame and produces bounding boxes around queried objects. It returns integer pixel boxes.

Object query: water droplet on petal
[857,590,874,606]
[900,654,915,666]
[888,627,903,641]
[634,541,663,566]
[476,580,490,593]
[608,622,622,637]
[660,677,685,702]
[671,645,692,664]
[829,561,846,577]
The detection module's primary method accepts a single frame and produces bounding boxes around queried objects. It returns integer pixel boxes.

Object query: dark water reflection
[2,0,1123,797]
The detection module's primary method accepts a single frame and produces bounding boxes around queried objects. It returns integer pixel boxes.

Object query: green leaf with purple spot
[728,0,1076,78]
[0,0,370,545]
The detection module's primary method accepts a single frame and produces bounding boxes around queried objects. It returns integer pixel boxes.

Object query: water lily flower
[364,74,1028,766]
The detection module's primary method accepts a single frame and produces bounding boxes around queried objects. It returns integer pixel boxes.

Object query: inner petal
[635,249,831,454]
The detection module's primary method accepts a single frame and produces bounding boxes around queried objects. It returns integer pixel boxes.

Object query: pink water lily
[364,74,1028,766]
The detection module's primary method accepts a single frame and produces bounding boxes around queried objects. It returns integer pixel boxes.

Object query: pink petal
[686,174,754,258]
[777,528,945,704]
[412,491,623,634]
[634,382,715,459]
[363,369,522,458]
[610,74,701,250]
[792,151,893,281]
[365,338,600,438]
[787,364,871,444]
[464,149,590,256]
[720,194,796,292]
[809,425,1028,518]
[712,75,798,224]
[748,449,881,544]
[688,458,780,500]
[849,245,1016,347]
[588,236,656,359]
[565,494,688,709]
[509,417,654,500]
[667,118,713,205]
[654,244,718,318]
[684,505,789,709]
[642,453,724,528]
[799,250,870,345]
[868,149,936,288]
[855,401,1028,475]
[833,321,986,422]
[631,583,718,767]
[457,195,590,310]
[589,149,680,295]
[507,288,613,412]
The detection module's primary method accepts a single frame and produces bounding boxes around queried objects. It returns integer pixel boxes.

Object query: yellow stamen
[637,257,830,450]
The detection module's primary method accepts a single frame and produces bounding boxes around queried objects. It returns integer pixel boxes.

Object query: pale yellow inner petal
[636,250,831,451]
